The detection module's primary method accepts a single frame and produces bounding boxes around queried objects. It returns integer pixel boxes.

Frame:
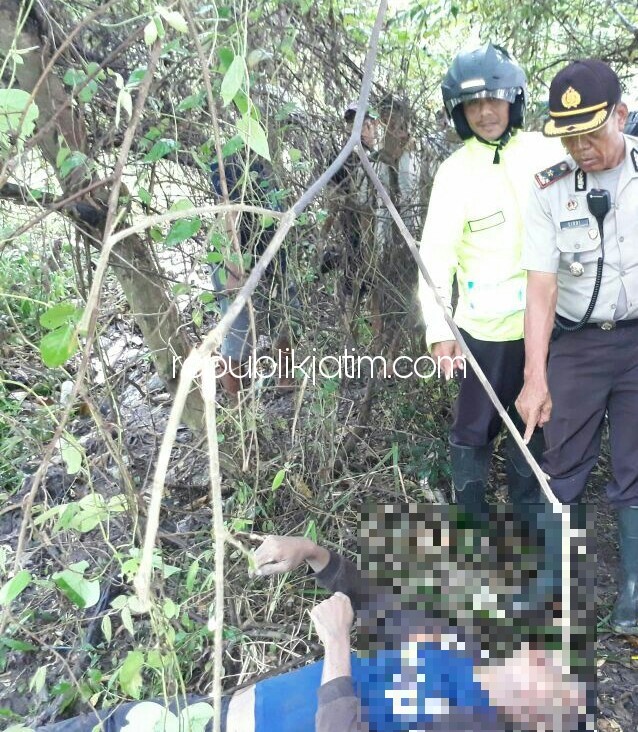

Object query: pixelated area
[355,503,597,731]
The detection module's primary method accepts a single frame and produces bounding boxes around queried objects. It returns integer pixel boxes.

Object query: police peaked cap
[543,59,622,138]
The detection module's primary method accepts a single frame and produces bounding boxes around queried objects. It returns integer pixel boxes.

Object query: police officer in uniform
[418,44,561,511]
[517,59,638,634]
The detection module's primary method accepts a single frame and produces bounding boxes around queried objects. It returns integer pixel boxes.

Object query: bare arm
[516,271,558,441]
[312,594,370,732]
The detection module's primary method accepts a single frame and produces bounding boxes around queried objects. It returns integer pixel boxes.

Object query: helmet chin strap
[475,125,514,164]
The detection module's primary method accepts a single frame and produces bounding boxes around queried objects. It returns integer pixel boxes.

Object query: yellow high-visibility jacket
[418,132,562,348]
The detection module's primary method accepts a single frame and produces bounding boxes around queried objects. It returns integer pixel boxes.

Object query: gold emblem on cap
[561,86,582,110]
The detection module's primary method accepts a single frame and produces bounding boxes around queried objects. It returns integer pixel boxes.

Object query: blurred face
[560,104,628,172]
[361,117,379,149]
[476,645,586,729]
[463,98,510,141]
[345,116,379,150]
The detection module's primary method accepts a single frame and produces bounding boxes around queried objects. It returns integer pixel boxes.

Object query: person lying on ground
[251,534,588,732]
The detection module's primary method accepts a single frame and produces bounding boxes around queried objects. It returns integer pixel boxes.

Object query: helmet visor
[445,87,521,115]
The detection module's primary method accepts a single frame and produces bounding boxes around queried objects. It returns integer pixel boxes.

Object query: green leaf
[171,283,191,296]
[154,15,166,39]
[59,151,87,179]
[221,134,244,158]
[138,187,151,205]
[185,559,200,593]
[101,614,112,644]
[180,703,214,732]
[120,606,135,637]
[271,468,286,492]
[127,67,148,87]
[304,519,317,543]
[205,251,224,264]
[149,226,164,242]
[217,47,234,72]
[39,302,78,330]
[144,18,158,46]
[0,570,31,606]
[40,324,78,368]
[163,598,177,619]
[119,650,144,699]
[78,81,98,104]
[177,92,205,112]
[165,217,201,247]
[169,198,194,212]
[221,55,246,107]
[232,90,250,116]
[143,138,178,162]
[1,637,37,651]
[236,116,270,161]
[29,666,47,694]
[63,69,84,86]
[158,8,188,33]
[60,432,83,475]
[56,146,70,169]
[115,88,132,127]
[0,89,39,148]
[53,562,100,609]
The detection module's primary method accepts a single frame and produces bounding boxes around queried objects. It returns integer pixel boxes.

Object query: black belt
[557,315,638,331]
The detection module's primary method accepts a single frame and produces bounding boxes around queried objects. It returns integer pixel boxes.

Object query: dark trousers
[451,330,526,447]
[545,326,638,507]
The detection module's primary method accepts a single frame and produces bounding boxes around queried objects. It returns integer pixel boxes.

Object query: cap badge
[561,86,582,110]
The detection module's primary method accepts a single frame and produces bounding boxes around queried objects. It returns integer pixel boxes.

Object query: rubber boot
[449,441,491,515]
[511,504,563,617]
[610,506,638,634]
[504,426,543,505]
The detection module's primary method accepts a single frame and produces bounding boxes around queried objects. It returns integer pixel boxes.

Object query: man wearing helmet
[418,44,561,512]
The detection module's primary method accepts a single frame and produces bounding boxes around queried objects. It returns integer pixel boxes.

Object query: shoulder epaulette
[534,160,572,189]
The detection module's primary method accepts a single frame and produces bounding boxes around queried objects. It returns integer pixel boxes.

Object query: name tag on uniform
[560,218,589,230]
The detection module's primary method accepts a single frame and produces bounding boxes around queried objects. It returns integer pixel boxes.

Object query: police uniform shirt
[522,134,638,323]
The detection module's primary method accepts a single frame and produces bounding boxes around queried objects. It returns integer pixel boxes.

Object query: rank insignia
[566,199,578,211]
[631,148,638,173]
[535,160,572,189]
[575,168,587,192]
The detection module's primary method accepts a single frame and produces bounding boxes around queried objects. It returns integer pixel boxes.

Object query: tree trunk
[0,1,204,430]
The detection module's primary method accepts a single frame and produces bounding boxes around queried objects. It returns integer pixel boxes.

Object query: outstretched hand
[252,535,329,576]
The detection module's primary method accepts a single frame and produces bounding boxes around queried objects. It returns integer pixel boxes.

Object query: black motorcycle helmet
[626,110,638,137]
[442,43,528,141]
